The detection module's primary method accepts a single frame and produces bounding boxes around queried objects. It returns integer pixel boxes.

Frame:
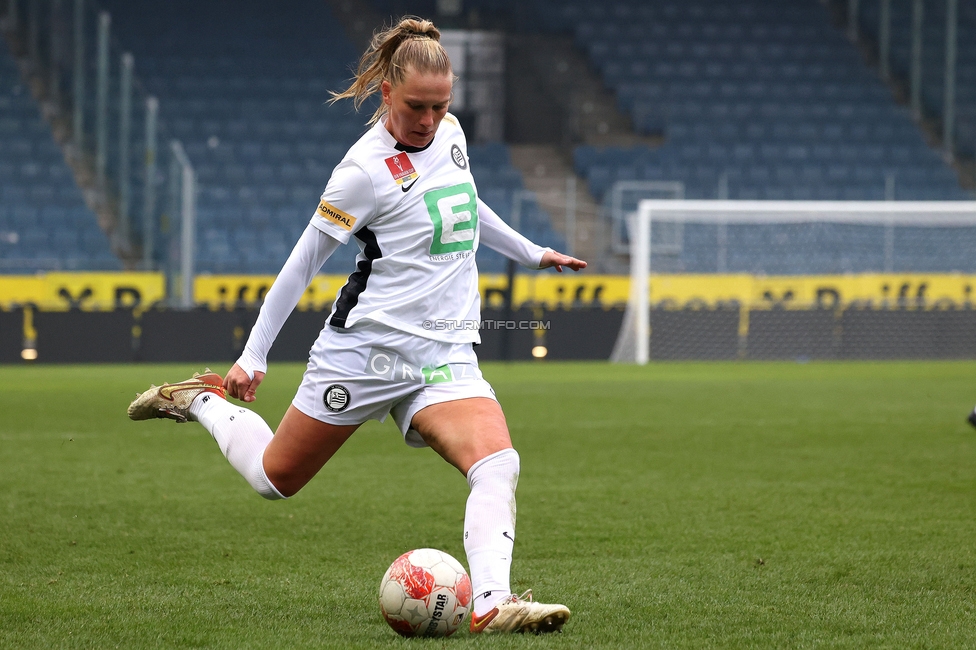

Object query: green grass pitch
[2,361,976,648]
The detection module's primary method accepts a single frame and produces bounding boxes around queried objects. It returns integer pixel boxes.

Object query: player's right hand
[224,363,265,402]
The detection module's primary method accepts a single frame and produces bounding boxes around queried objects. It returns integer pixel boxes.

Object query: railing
[606,180,686,256]
[167,140,195,308]
[847,0,964,159]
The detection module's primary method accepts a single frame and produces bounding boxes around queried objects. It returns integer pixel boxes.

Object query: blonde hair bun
[329,17,452,124]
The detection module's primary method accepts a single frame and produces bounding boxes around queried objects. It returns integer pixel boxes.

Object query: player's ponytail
[330,17,453,125]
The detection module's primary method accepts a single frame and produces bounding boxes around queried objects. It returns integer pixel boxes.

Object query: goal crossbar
[634,200,976,226]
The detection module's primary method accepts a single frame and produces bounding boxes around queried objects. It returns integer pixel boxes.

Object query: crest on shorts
[450,144,467,170]
[323,384,350,412]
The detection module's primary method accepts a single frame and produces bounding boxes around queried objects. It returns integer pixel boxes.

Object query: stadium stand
[483,0,974,274]
[11,0,965,278]
[858,0,976,157]
[0,35,118,273]
[96,0,561,275]
[515,0,969,204]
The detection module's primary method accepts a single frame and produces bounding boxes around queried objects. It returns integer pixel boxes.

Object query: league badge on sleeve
[385,153,419,190]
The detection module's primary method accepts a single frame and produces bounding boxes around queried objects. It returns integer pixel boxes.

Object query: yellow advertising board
[193,275,349,310]
[480,273,976,310]
[188,274,634,310]
[648,274,975,309]
[0,273,166,311]
[0,272,973,311]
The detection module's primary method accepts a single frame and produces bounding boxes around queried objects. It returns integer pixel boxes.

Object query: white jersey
[235,113,550,378]
[310,114,484,343]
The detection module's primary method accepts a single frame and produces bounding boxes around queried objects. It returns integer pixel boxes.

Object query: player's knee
[273,483,301,499]
[263,466,306,498]
[250,453,290,500]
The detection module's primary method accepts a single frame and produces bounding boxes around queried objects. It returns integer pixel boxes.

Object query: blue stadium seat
[538,0,975,272]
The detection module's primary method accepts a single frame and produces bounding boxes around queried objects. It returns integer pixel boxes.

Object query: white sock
[464,448,519,617]
[188,393,285,500]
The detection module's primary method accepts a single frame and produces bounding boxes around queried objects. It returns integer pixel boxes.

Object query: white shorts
[292,319,496,447]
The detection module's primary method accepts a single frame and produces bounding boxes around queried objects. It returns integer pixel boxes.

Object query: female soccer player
[128,17,584,634]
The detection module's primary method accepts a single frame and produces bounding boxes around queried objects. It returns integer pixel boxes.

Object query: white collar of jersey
[377,116,438,155]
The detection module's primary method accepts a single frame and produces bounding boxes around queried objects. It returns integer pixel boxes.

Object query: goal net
[611,200,976,364]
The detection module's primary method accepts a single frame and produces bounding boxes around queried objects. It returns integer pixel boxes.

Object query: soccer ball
[378,548,472,637]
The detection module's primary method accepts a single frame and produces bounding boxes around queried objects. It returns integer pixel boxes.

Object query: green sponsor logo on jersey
[424,182,478,256]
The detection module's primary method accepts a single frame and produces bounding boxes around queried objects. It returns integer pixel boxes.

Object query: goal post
[611,200,976,364]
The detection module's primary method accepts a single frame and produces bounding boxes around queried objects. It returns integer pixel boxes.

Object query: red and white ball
[378,548,472,637]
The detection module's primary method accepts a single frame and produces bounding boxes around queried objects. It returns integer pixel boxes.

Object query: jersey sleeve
[478,197,550,268]
[310,159,377,244]
[236,225,341,378]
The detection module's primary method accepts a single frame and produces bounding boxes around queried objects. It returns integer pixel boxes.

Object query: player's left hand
[540,250,587,272]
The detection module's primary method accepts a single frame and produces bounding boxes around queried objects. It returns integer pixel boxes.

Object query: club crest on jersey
[384,153,419,186]
[451,144,467,170]
[323,384,350,412]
